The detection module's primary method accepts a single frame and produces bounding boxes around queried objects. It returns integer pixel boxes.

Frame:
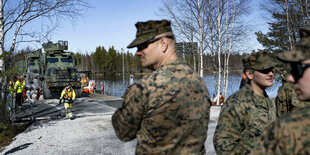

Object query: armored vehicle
[13,50,41,79]
[40,40,81,99]
[26,50,41,79]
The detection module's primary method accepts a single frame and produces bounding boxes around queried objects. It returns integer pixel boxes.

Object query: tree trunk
[225,0,236,98]
[0,0,4,72]
[216,0,222,105]
[223,0,229,98]
[285,0,293,50]
[198,0,204,77]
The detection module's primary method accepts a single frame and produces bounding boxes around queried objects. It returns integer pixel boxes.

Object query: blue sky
[15,0,270,54]
[51,0,165,54]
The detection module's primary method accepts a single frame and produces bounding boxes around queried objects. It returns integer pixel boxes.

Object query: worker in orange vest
[60,83,76,119]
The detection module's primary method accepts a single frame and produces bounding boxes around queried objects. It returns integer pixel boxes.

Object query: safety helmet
[66,83,71,87]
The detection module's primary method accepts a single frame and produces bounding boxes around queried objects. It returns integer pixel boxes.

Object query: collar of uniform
[158,58,186,70]
[245,84,270,108]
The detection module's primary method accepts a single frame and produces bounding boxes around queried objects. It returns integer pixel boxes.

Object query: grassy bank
[0,122,32,152]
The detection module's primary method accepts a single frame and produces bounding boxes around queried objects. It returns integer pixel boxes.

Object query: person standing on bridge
[60,83,76,119]
[112,20,211,154]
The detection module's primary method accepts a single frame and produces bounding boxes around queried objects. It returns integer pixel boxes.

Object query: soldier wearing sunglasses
[275,71,310,118]
[250,28,310,154]
[112,20,211,154]
[214,51,277,154]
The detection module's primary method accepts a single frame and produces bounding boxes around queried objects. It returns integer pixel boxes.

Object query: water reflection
[94,74,281,98]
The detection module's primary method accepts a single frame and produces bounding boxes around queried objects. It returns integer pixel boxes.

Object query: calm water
[95,74,281,98]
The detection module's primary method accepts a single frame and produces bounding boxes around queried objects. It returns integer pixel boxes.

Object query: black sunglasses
[290,63,310,80]
[256,68,274,74]
[137,35,174,51]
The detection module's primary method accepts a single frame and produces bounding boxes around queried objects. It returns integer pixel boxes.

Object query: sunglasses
[256,68,274,74]
[290,63,310,80]
[137,35,174,51]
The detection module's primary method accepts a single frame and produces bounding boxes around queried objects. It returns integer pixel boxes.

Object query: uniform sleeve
[213,100,247,155]
[275,86,287,118]
[72,90,76,100]
[60,90,65,99]
[249,121,284,155]
[112,83,145,142]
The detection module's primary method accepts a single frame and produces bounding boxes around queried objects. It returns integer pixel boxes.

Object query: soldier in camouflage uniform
[112,20,211,155]
[213,51,277,155]
[275,72,310,117]
[250,28,310,154]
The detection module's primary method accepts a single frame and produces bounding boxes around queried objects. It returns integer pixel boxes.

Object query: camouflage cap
[127,20,172,48]
[242,51,277,71]
[277,27,310,62]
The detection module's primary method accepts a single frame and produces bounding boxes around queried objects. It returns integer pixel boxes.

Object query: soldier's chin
[296,93,310,101]
[141,63,156,70]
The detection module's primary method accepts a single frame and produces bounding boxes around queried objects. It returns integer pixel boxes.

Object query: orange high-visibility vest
[65,88,73,99]
[242,74,247,80]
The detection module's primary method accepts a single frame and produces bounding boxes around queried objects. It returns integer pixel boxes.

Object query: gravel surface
[1,106,220,155]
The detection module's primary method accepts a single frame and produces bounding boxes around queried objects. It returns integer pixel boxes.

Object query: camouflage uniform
[112,59,210,154]
[213,51,277,155]
[250,106,310,154]
[249,27,310,155]
[112,20,211,155]
[213,84,276,154]
[276,81,310,117]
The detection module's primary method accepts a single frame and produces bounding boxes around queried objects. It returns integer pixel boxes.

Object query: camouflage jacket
[112,59,211,155]
[213,84,276,155]
[250,105,310,155]
[275,81,310,118]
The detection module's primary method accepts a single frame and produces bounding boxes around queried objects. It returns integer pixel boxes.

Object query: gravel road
[1,102,220,155]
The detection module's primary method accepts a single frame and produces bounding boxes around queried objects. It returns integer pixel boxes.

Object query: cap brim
[276,49,306,63]
[252,62,278,70]
[127,35,154,48]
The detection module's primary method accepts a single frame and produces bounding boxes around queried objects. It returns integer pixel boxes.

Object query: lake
[94,74,281,98]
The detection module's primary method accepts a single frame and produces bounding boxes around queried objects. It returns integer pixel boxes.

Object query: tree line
[75,45,249,76]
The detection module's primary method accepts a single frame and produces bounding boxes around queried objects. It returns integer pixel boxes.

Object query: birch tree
[223,0,236,98]
[215,0,222,105]
[159,0,250,101]
[159,0,208,77]
[206,0,249,104]
[285,0,293,50]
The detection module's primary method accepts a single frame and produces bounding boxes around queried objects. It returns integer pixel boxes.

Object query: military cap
[127,20,172,48]
[277,27,310,62]
[242,51,277,71]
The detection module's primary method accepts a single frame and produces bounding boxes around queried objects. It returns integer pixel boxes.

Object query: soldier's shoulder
[226,87,252,104]
[279,106,310,124]
[221,88,252,112]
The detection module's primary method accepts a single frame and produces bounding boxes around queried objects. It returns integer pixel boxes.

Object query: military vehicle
[40,40,81,99]
[26,50,41,78]
[13,50,41,79]
[12,40,81,99]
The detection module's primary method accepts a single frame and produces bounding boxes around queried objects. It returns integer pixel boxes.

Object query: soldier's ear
[159,37,169,53]
[245,69,253,80]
